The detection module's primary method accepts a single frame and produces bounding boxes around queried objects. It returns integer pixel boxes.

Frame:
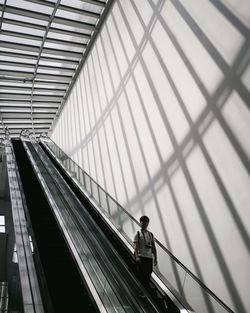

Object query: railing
[39,134,234,313]
[0,282,8,313]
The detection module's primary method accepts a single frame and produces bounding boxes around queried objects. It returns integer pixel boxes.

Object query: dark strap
[138,231,154,245]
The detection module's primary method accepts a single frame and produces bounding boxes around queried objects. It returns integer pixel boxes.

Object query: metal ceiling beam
[0,41,40,53]
[33,91,66,95]
[0,5,96,30]
[0,86,34,91]
[3,18,92,40]
[34,80,70,86]
[58,4,100,19]
[0,90,66,97]
[21,0,55,9]
[53,17,95,31]
[46,37,87,48]
[1,71,72,83]
[0,70,34,79]
[0,41,83,58]
[0,94,64,101]
[0,104,58,109]
[0,108,31,112]
[36,74,72,82]
[79,0,106,7]
[33,86,67,91]
[0,107,58,112]
[0,60,35,70]
[6,125,51,129]
[15,0,101,18]
[1,71,73,81]
[42,47,83,58]
[0,5,51,22]
[0,60,76,73]
[2,17,47,31]
[0,130,47,135]
[1,113,55,118]
[4,118,53,123]
[0,50,79,65]
[1,30,87,48]
[1,29,43,42]
[0,0,110,136]
[0,100,61,105]
[0,50,39,61]
[0,0,7,30]
[0,77,70,88]
[48,27,91,40]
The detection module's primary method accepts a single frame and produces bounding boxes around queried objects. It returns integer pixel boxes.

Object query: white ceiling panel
[0,0,113,138]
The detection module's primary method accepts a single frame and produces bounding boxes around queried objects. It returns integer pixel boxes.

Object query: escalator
[12,139,98,313]
[39,141,178,313]
[12,138,167,313]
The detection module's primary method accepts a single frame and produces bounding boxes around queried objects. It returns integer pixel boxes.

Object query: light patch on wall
[79,73,91,135]
[111,106,137,204]
[171,166,209,273]
[119,0,145,45]
[97,123,115,196]
[220,0,250,28]
[142,41,190,144]
[160,1,224,97]
[118,92,148,191]
[241,62,250,93]
[202,119,250,236]
[72,88,81,153]
[181,0,244,66]
[83,68,96,131]
[150,19,206,127]
[95,40,114,103]
[100,27,121,91]
[131,0,154,26]
[92,134,105,188]
[186,145,233,307]
[154,183,184,255]
[125,77,161,177]
[88,58,102,121]
[133,62,174,162]
[91,47,109,112]
[103,115,124,201]
[112,3,136,62]
[222,91,250,159]
[106,12,129,78]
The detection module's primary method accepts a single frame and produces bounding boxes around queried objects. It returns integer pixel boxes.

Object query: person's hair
[140,215,150,223]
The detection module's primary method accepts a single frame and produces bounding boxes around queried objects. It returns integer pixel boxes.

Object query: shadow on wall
[51,1,250,312]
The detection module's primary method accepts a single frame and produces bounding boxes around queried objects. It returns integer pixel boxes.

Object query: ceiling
[0,0,112,138]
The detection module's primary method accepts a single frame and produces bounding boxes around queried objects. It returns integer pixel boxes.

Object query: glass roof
[0,0,111,137]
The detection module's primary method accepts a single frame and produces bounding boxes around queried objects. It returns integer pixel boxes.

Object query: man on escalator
[133,216,157,290]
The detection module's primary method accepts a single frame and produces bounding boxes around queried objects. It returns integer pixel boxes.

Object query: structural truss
[0,0,112,137]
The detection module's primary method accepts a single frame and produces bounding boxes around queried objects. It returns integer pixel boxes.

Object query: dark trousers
[137,257,153,289]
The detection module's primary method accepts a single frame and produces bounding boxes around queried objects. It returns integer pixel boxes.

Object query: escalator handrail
[37,133,234,313]
[22,139,110,313]
[24,138,163,313]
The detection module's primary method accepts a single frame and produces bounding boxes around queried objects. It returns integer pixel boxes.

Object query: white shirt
[133,230,154,259]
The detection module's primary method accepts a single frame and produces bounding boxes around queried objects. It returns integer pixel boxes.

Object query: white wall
[51,1,250,312]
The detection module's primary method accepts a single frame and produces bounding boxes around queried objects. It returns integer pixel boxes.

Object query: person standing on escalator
[133,216,157,290]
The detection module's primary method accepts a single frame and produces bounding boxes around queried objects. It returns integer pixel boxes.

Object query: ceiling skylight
[0,0,113,138]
